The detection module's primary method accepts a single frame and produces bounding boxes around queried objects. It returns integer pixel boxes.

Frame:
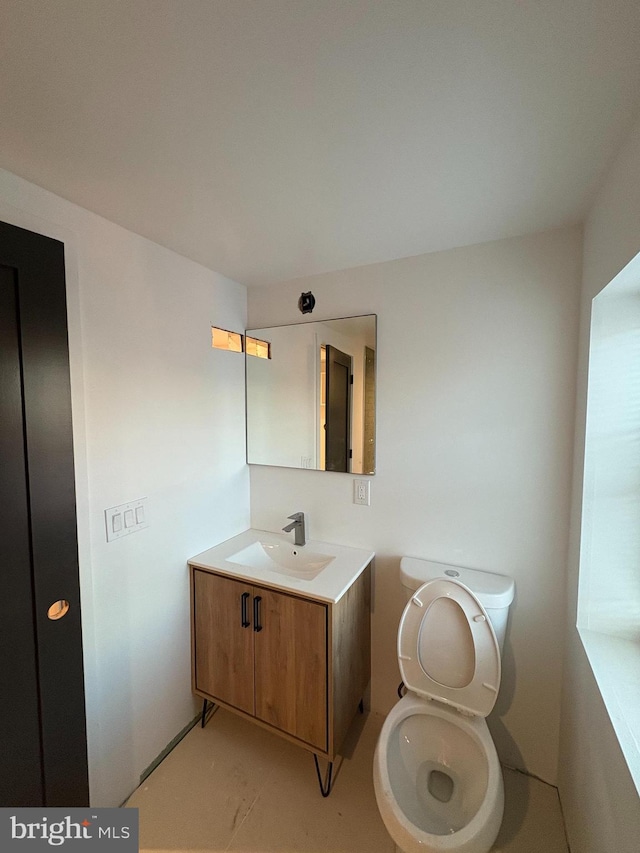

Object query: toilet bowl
[374,694,503,853]
[374,561,514,853]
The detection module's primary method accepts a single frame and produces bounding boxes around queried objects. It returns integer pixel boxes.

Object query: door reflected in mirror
[246,315,376,474]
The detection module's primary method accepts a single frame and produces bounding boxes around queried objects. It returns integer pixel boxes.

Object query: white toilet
[373,557,515,853]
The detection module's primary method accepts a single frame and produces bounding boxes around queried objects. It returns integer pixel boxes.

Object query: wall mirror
[246,315,376,474]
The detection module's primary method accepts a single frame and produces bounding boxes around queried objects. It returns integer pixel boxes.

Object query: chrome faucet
[282,512,306,546]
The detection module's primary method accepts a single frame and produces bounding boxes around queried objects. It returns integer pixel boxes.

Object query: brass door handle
[47,599,70,620]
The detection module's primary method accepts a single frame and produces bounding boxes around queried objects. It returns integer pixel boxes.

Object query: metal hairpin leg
[201,699,216,728]
[313,697,363,797]
[313,754,334,797]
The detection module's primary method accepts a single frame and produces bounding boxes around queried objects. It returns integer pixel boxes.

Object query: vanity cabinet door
[193,570,254,715]
[254,588,328,751]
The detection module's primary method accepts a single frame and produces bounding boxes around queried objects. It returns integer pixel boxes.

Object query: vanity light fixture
[211,326,243,353]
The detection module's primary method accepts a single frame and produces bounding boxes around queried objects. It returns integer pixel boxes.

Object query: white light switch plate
[105,497,149,542]
[353,479,371,506]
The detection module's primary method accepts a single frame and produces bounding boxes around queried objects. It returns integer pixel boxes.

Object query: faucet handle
[287,512,304,521]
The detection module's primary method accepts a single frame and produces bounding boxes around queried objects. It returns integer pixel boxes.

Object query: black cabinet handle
[253,595,262,632]
[241,592,250,628]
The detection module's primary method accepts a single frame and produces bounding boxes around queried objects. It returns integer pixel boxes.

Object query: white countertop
[188,528,374,604]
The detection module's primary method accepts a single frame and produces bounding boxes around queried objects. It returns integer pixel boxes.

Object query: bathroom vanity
[189,529,373,774]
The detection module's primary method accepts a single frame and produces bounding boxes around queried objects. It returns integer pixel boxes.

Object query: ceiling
[2,1,640,286]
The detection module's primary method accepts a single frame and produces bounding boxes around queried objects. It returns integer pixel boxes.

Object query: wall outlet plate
[353,479,371,506]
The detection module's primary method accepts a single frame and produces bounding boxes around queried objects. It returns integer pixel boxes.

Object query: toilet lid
[397,578,501,717]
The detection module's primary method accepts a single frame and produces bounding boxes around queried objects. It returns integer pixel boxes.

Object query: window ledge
[578,627,640,795]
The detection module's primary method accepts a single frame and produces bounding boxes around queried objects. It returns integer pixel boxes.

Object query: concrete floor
[126,708,569,852]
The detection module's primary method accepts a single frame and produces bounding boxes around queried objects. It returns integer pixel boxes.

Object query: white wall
[0,169,250,807]
[248,226,582,784]
[559,114,640,852]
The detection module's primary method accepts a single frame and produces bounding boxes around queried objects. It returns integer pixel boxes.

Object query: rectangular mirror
[246,315,376,474]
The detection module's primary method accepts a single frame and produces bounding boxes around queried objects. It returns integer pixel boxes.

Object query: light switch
[105,497,149,542]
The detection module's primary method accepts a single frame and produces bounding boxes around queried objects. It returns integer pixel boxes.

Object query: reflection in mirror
[246,315,376,474]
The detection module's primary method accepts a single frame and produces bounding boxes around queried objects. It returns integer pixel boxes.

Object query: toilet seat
[398,578,501,718]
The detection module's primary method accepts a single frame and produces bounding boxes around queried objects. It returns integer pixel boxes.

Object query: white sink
[227,540,334,580]
[189,529,374,603]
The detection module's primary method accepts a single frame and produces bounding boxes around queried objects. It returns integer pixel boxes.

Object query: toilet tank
[400,557,515,653]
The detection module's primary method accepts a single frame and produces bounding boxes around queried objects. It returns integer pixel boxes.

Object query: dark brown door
[325,345,352,472]
[0,221,89,806]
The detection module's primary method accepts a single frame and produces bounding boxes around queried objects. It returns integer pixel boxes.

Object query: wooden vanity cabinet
[193,573,254,716]
[191,564,371,760]
[253,586,327,749]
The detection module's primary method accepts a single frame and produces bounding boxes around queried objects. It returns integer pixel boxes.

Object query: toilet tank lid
[400,557,515,609]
